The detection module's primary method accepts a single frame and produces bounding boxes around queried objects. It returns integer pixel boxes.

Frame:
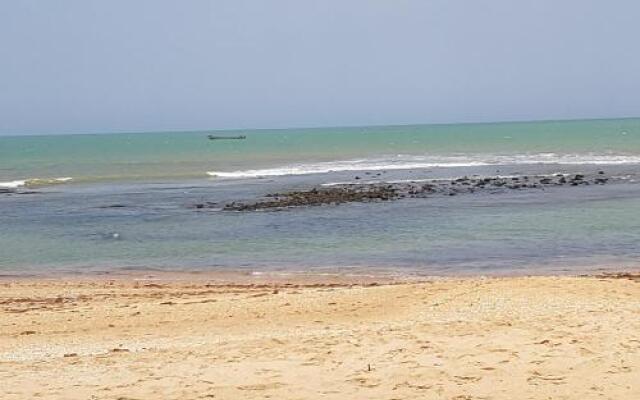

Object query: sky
[1,1,639,136]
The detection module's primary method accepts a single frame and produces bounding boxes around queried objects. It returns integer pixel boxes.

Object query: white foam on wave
[0,177,73,189]
[0,180,26,189]
[207,158,488,179]
[206,153,640,180]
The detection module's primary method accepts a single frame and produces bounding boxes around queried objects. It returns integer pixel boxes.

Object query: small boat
[207,134,246,140]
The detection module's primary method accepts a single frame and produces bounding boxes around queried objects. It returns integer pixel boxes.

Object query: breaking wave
[0,177,73,189]
[206,153,640,179]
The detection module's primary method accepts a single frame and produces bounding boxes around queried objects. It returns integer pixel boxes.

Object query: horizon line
[1,115,639,138]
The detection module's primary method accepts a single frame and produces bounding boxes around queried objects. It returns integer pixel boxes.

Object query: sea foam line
[0,177,73,188]
[207,160,489,179]
[206,153,640,179]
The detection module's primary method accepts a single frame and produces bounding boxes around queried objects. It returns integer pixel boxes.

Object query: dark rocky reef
[191,171,623,212]
[223,186,397,211]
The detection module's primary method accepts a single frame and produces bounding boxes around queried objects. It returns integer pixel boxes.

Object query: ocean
[1,118,639,276]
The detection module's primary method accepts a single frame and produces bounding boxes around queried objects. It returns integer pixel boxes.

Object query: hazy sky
[1,1,639,135]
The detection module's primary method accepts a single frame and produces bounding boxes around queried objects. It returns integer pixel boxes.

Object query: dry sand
[1,273,639,399]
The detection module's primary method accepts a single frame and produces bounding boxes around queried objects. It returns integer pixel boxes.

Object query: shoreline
[2,263,639,283]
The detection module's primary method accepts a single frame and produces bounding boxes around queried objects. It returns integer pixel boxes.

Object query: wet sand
[1,273,639,399]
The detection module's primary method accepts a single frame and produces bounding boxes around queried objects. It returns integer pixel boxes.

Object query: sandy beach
[1,273,639,399]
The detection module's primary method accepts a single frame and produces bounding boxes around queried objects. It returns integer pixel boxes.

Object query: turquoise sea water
[2,118,640,185]
[1,118,639,275]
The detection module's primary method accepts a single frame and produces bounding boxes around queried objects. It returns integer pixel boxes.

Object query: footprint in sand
[453,375,482,384]
[237,382,284,391]
[393,381,432,391]
[527,371,566,385]
[345,373,382,388]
